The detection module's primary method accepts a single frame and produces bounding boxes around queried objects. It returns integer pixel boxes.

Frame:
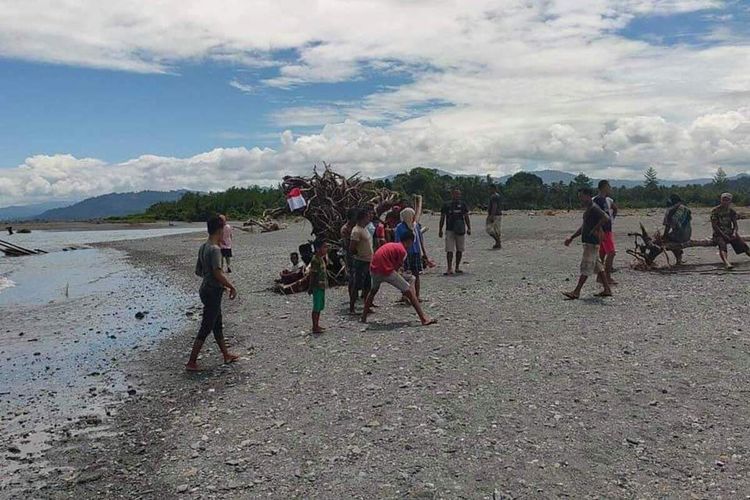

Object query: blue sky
[0,0,748,204]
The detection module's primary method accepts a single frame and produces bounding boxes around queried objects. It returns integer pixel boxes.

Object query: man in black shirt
[563,187,612,299]
[486,184,502,249]
[439,188,471,275]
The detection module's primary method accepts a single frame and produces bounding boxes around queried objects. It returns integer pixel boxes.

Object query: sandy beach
[4,210,750,499]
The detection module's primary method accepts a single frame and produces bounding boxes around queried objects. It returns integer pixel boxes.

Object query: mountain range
[0,190,189,222]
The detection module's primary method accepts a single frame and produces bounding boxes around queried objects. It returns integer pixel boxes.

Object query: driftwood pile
[265,163,399,246]
[241,217,285,233]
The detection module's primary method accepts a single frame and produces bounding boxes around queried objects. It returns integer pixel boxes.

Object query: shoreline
[8,212,750,498]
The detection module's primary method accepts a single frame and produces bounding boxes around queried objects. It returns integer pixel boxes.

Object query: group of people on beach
[563,182,750,299]
[185,184,749,370]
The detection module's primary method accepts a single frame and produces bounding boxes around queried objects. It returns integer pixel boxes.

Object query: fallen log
[627,224,750,267]
[0,238,39,256]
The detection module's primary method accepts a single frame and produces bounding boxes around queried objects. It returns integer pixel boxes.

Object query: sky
[0,0,748,205]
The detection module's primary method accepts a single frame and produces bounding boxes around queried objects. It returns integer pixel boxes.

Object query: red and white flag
[286,187,306,211]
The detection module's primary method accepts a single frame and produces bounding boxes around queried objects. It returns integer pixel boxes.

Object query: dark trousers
[196,286,224,342]
[714,234,749,255]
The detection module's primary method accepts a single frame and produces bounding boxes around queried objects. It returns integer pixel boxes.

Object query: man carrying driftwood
[711,192,750,269]
[563,187,613,299]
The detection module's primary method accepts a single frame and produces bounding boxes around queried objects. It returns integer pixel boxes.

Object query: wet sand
[6,209,750,498]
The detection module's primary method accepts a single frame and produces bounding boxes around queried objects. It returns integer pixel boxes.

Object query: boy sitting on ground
[278,252,306,284]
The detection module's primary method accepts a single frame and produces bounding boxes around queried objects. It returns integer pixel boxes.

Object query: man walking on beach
[349,208,373,314]
[439,188,471,275]
[219,214,233,273]
[563,188,613,299]
[711,192,750,269]
[593,180,618,284]
[361,232,436,326]
[486,184,502,249]
[186,215,239,371]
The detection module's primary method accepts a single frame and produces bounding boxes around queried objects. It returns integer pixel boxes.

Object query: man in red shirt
[361,229,436,326]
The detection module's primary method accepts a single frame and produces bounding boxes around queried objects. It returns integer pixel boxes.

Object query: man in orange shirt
[361,229,436,326]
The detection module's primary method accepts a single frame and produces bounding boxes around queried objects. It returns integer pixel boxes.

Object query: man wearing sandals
[563,187,613,300]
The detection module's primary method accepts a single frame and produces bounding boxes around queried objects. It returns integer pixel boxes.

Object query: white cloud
[0,0,748,203]
[2,110,749,204]
[228,79,256,94]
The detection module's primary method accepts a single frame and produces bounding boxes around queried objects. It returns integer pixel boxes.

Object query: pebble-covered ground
[10,209,750,499]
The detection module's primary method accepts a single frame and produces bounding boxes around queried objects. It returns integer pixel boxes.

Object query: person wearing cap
[662,194,692,265]
[710,192,750,269]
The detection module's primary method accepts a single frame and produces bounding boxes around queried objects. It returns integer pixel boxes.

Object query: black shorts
[405,252,423,276]
[350,259,372,291]
[221,248,233,258]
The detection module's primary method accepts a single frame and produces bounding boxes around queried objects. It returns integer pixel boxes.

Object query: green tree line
[378,167,750,210]
[141,167,749,221]
[144,186,284,221]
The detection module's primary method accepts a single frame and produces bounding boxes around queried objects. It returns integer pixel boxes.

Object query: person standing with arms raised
[439,188,471,275]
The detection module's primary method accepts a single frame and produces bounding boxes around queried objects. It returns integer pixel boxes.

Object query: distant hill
[0,201,74,222]
[36,190,190,221]
[382,168,741,188]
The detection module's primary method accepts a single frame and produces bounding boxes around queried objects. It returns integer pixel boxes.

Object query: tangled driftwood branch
[628,223,750,268]
[265,163,399,246]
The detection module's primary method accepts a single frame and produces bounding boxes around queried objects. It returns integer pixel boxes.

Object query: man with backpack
[662,194,692,265]
[439,188,471,275]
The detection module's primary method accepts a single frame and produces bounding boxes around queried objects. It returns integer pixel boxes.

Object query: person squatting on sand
[593,180,618,284]
[395,207,428,301]
[278,252,306,284]
[563,187,613,300]
[219,214,233,273]
[186,216,239,371]
[309,239,328,334]
[662,194,692,265]
[349,208,373,314]
[486,184,502,249]
[711,192,750,269]
[361,232,436,326]
[439,188,471,275]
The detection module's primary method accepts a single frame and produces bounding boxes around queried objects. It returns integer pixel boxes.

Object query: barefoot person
[395,207,428,300]
[662,194,692,265]
[309,239,328,334]
[711,192,750,269]
[593,180,618,284]
[439,188,471,274]
[219,214,234,273]
[349,208,373,314]
[186,216,239,371]
[563,187,613,299]
[486,184,502,249]
[362,231,436,326]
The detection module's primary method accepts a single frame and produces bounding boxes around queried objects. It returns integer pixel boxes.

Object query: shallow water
[0,226,203,489]
[0,226,202,302]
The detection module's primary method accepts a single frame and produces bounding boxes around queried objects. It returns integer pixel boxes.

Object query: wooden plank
[0,238,38,255]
